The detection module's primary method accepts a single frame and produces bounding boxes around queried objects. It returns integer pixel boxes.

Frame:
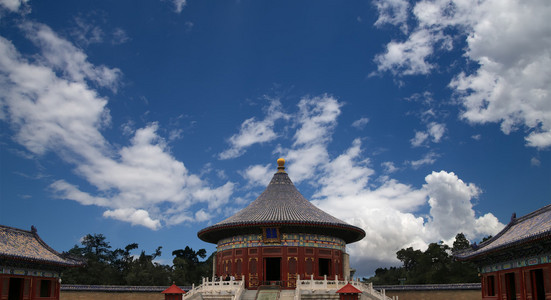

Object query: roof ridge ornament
[277,158,286,173]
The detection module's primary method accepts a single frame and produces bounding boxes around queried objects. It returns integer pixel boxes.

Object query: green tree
[111,243,139,284]
[61,234,172,285]
[62,234,119,284]
[422,242,451,283]
[364,233,479,285]
[396,247,423,272]
[363,267,406,285]
[452,233,470,252]
[172,246,210,285]
[125,247,171,285]
[449,233,479,283]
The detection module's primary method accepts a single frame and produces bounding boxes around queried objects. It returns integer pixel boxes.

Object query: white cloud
[313,139,373,199]
[293,95,341,146]
[219,98,288,159]
[427,122,445,142]
[234,102,501,274]
[410,131,429,147]
[0,0,28,12]
[374,28,439,75]
[112,28,130,45]
[192,181,235,210]
[184,21,194,32]
[314,157,504,275]
[454,0,551,148]
[104,208,161,230]
[374,0,551,148]
[351,117,369,129]
[194,209,212,222]
[172,0,187,13]
[50,180,109,206]
[310,141,430,272]
[372,0,410,33]
[424,171,502,239]
[282,95,341,182]
[407,152,438,168]
[284,144,330,183]
[0,33,111,156]
[71,16,104,47]
[0,23,234,229]
[381,161,398,173]
[20,22,122,92]
[241,163,273,187]
[226,96,504,276]
[226,94,341,184]
[168,128,184,141]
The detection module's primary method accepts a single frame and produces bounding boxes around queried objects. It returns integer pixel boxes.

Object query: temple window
[262,227,280,243]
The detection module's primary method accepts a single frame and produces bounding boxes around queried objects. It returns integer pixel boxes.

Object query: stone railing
[294,275,397,300]
[183,276,245,300]
[182,275,395,300]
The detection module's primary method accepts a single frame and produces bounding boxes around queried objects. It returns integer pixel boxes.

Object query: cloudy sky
[0,0,549,277]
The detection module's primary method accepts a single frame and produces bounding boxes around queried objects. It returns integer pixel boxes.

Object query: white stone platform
[182,275,397,300]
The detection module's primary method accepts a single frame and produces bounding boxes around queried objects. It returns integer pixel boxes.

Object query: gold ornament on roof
[277,158,285,172]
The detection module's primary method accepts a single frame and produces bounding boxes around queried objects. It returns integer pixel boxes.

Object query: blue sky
[0,0,549,277]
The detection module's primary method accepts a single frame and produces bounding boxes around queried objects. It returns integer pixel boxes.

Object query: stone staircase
[256,290,280,300]
[240,290,257,300]
[240,289,295,300]
[278,290,295,300]
[299,291,340,300]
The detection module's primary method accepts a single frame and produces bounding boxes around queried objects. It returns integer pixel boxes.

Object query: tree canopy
[61,233,212,286]
[363,233,480,285]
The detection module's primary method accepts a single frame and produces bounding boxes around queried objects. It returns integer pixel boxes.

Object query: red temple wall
[215,246,344,289]
[479,263,551,300]
[0,275,60,300]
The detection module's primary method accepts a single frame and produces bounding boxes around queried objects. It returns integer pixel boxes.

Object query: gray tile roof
[198,163,365,244]
[454,204,551,260]
[0,225,84,267]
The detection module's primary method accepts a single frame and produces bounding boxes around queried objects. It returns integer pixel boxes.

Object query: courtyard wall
[60,285,180,300]
[377,283,481,300]
[60,283,481,300]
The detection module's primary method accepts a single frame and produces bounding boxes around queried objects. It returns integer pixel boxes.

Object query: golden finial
[277,158,286,172]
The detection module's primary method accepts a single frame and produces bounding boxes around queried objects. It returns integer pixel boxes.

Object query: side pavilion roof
[336,283,362,294]
[0,225,84,267]
[162,283,186,294]
[454,203,551,261]
[198,159,366,244]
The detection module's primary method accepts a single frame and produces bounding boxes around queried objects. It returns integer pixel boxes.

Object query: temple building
[454,204,551,300]
[0,225,83,300]
[197,158,366,290]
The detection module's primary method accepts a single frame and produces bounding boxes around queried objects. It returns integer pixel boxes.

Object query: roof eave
[0,254,85,268]
[455,231,551,261]
[198,220,365,244]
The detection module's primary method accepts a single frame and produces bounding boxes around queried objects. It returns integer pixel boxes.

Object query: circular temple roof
[197,159,366,244]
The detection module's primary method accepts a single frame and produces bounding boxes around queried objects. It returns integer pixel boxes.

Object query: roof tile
[0,225,83,267]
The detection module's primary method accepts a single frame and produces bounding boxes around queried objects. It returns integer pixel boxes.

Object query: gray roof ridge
[454,203,551,260]
[0,224,84,267]
[210,171,353,227]
[197,159,366,244]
